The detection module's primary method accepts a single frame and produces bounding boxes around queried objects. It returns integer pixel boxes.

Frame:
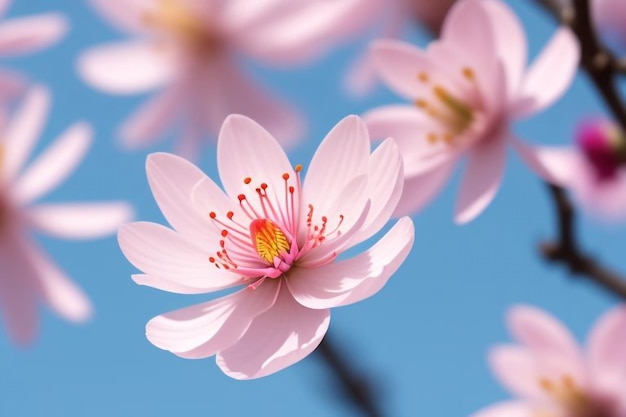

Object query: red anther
[219,240,225,247]
[295,164,303,172]
[209,256,215,262]
[321,216,327,223]
[289,186,295,193]
[282,173,290,180]
[221,230,228,237]
[238,194,246,202]
[224,265,230,270]
[209,211,216,219]
[227,211,234,219]
[244,177,252,184]
[261,183,268,190]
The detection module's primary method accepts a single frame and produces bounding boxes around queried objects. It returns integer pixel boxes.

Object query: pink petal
[512,28,580,119]
[88,0,152,34]
[287,216,414,309]
[511,139,581,186]
[480,0,527,95]
[13,123,91,205]
[573,170,626,221]
[588,306,626,390]
[216,114,293,200]
[77,41,175,94]
[193,55,304,147]
[145,152,215,243]
[303,115,370,217]
[0,0,9,18]
[0,68,26,102]
[369,39,438,100]
[119,88,181,150]
[23,238,92,323]
[232,0,375,65]
[349,138,404,244]
[27,202,132,239]
[119,221,243,293]
[0,13,67,56]
[393,159,455,217]
[146,279,280,358]
[454,134,507,224]
[2,86,49,181]
[0,233,39,345]
[216,287,330,379]
[507,305,582,361]
[471,401,537,417]
[190,177,239,226]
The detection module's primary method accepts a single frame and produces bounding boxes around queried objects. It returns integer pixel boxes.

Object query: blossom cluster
[0,0,625,415]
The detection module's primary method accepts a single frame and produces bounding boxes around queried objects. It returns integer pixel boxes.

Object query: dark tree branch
[316,336,383,417]
[534,0,626,299]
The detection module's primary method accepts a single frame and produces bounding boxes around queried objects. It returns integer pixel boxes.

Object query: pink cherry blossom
[0,86,133,345]
[473,305,626,417]
[518,118,626,220]
[118,114,414,379]
[0,0,67,114]
[78,0,370,158]
[363,0,580,223]
[593,0,626,48]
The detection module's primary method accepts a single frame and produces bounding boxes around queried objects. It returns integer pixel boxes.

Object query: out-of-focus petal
[13,123,91,205]
[216,287,330,379]
[217,114,294,200]
[511,139,581,186]
[146,279,280,358]
[481,0,527,95]
[119,88,181,150]
[303,115,370,216]
[512,28,580,119]
[77,41,175,94]
[507,305,582,361]
[146,152,215,243]
[471,401,537,417]
[2,86,49,181]
[349,138,404,244]
[27,202,133,239]
[24,238,92,323]
[287,217,414,309]
[0,68,26,102]
[88,0,152,34]
[394,159,455,217]
[118,221,243,293]
[588,306,626,389]
[454,134,506,224]
[0,233,39,345]
[0,13,67,56]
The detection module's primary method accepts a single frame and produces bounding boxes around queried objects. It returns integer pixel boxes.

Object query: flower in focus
[0,86,133,345]
[363,0,580,223]
[79,0,369,158]
[345,0,457,96]
[0,1,67,114]
[119,114,414,379]
[520,118,626,220]
[473,305,626,417]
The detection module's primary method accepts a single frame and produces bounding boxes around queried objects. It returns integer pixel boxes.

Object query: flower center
[206,165,344,287]
[576,120,626,182]
[414,67,477,146]
[143,0,220,51]
[537,375,613,417]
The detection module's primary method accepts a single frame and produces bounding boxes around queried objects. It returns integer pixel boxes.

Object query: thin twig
[316,336,383,417]
[534,0,626,298]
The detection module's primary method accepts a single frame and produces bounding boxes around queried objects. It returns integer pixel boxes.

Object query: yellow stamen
[417,72,429,83]
[143,0,215,48]
[432,85,474,134]
[462,67,475,81]
[250,219,290,264]
[414,99,428,109]
[427,133,438,144]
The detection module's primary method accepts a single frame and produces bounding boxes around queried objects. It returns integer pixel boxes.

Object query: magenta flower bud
[576,119,626,181]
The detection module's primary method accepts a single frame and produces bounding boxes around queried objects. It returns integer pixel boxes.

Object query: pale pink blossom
[119,114,414,379]
[518,118,626,220]
[593,0,626,48]
[0,0,67,114]
[473,305,626,417]
[0,86,133,345]
[363,0,580,223]
[79,0,370,158]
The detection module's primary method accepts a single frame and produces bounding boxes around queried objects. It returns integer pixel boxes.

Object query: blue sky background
[0,1,622,416]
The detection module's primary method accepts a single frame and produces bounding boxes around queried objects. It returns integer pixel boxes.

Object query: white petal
[0,13,67,56]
